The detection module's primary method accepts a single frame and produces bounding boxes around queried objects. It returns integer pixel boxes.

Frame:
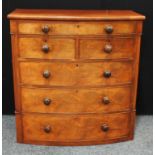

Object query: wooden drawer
[21,86,131,113]
[80,37,135,60]
[23,113,130,142]
[18,21,136,35]
[18,37,75,59]
[19,61,132,86]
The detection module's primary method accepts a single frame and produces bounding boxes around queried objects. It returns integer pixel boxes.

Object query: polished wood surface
[21,86,131,113]
[80,37,135,59]
[18,21,137,35]
[8,9,145,146]
[18,36,75,59]
[19,61,132,86]
[23,112,130,142]
[8,9,145,20]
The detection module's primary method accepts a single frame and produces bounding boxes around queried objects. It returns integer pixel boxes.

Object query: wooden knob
[42,25,50,33]
[103,71,111,78]
[104,44,112,53]
[102,97,110,104]
[101,124,109,132]
[43,98,52,105]
[42,44,49,53]
[44,125,51,133]
[105,25,113,34]
[43,70,51,78]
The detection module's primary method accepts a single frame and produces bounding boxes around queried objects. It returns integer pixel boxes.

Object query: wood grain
[21,86,131,113]
[22,112,130,142]
[18,36,75,59]
[18,21,137,35]
[80,37,135,59]
[19,61,133,86]
[7,9,145,21]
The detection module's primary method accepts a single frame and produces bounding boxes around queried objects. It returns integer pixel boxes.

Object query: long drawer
[19,61,133,86]
[21,86,131,113]
[18,21,136,35]
[22,112,130,142]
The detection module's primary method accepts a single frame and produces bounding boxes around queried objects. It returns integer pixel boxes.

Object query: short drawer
[21,86,131,113]
[18,21,136,35]
[19,61,132,86]
[18,37,75,59]
[22,113,130,142]
[80,37,135,59]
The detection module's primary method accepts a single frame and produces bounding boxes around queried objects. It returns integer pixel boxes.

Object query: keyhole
[44,39,47,42]
[107,38,111,43]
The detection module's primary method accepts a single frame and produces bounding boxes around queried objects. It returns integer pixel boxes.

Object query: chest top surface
[7,9,145,21]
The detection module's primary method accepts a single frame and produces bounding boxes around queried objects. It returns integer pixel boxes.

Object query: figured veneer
[21,86,131,113]
[17,21,137,35]
[19,61,132,86]
[22,112,130,142]
[18,37,75,59]
[79,37,135,59]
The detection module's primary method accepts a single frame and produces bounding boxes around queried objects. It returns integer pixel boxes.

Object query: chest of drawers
[8,9,145,146]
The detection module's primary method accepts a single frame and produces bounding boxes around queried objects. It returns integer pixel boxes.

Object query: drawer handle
[42,25,50,33]
[103,71,111,78]
[44,125,51,133]
[102,97,110,104]
[43,70,51,78]
[104,44,112,53]
[105,25,113,34]
[101,124,109,132]
[43,98,52,105]
[42,44,49,53]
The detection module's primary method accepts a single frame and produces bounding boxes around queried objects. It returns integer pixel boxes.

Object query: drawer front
[18,37,75,59]
[18,21,136,35]
[23,113,130,141]
[19,61,132,86]
[21,86,131,113]
[80,37,135,59]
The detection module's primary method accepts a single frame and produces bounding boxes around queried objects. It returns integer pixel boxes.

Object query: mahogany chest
[8,9,145,146]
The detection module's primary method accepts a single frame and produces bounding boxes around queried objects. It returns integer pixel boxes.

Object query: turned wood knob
[43,98,52,105]
[103,71,111,78]
[42,25,50,33]
[104,44,112,53]
[102,97,110,104]
[105,25,113,34]
[43,70,51,78]
[44,125,51,133]
[42,44,49,53]
[101,124,109,132]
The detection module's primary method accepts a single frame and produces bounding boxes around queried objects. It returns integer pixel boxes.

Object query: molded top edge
[7,9,145,21]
